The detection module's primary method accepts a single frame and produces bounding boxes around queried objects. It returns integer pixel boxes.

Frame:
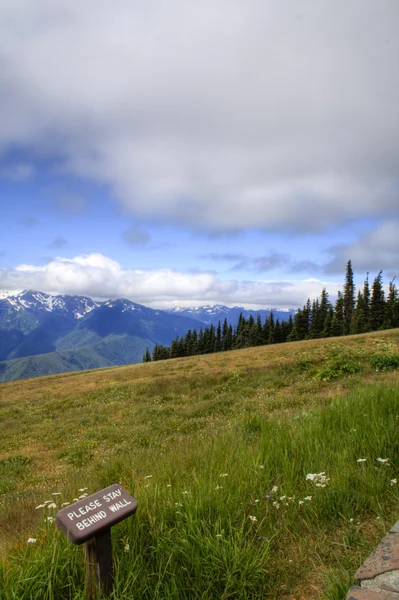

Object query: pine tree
[283,315,294,341]
[262,314,271,344]
[331,291,344,336]
[267,311,275,344]
[351,290,366,334]
[222,323,233,351]
[322,306,334,338]
[170,338,180,358]
[343,259,355,335]
[363,273,371,332]
[142,347,152,362]
[384,278,398,329]
[273,319,283,343]
[214,321,222,352]
[235,313,246,348]
[370,271,385,331]
[197,328,205,354]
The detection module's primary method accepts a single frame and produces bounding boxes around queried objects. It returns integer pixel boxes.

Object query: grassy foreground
[0,330,398,599]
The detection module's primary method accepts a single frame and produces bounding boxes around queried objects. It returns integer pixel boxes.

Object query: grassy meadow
[0,329,399,599]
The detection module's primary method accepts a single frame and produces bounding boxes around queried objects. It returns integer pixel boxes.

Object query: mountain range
[0,291,295,382]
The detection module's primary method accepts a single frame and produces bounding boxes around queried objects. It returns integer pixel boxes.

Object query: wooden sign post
[56,484,138,599]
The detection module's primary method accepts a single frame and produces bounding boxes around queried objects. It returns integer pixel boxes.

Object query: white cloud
[0,253,342,309]
[0,1,398,232]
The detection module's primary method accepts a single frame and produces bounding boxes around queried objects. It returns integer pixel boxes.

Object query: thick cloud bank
[0,253,342,309]
[1,0,398,233]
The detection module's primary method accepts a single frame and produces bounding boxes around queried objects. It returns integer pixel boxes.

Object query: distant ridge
[166,304,295,326]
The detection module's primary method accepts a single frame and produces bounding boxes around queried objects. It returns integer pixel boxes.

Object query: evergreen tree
[343,259,356,335]
[170,338,180,358]
[222,323,233,351]
[235,313,246,348]
[385,278,399,329]
[331,291,344,336]
[288,308,303,341]
[363,273,371,332]
[351,290,366,334]
[281,315,294,342]
[197,328,205,354]
[142,347,152,362]
[267,311,275,344]
[191,328,198,354]
[370,271,385,331]
[214,321,222,352]
[303,299,312,338]
[322,306,334,338]
[262,314,271,344]
[317,288,331,337]
[273,319,283,343]
[254,314,263,345]
[309,298,319,339]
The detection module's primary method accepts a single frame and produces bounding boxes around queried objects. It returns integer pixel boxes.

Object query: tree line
[143,261,399,363]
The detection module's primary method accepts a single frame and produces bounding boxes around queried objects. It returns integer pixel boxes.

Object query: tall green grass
[1,380,398,599]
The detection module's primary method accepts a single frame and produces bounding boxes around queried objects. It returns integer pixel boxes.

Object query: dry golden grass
[0,329,398,564]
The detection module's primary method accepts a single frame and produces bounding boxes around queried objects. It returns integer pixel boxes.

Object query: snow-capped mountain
[3,290,99,319]
[0,290,207,382]
[166,305,295,326]
[0,290,13,300]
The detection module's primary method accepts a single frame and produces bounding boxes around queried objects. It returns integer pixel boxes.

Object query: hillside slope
[0,329,398,599]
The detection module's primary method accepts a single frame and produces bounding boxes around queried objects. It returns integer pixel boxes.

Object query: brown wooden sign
[55,484,138,545]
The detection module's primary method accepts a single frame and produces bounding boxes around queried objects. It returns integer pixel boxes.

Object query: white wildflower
[272,486,278,493]
[35,504,46,509]
[61,502,70,506]
[51,492,61,496]
[249,515,258,522]
[216,534,222,538]
[47,503,57,509]
[279,495,286,500]
[306,472,330,486]
[377,458,389,464]
[390,479,397,486]
[272,501,280,509]
[298,501,304,505]
[78,488,88,492]
[27,538,36,544]
[124,544,130,553]
[304,496,312,501]
[144,475,153,479]
[357,458,367,463]
[215,485,223,490]
[46,516,54,523]
[220,474,228,478]
[78,494,88,499]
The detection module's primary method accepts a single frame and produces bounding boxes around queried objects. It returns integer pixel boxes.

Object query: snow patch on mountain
[3,290,99,318]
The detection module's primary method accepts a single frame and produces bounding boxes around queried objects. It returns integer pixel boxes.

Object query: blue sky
[0,1,398,308]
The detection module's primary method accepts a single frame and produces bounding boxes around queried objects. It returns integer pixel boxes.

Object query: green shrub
[314,356,360,381]
[370,352,399,372]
